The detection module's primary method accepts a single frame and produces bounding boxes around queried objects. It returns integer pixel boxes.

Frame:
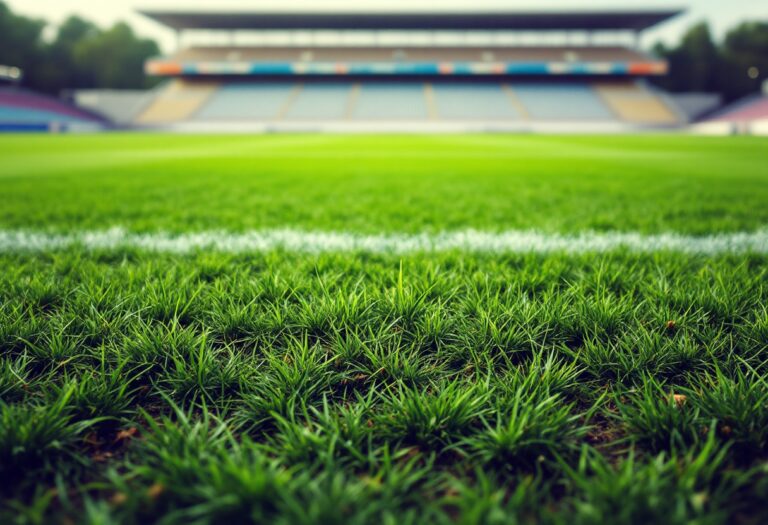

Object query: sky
[7,0,767,52]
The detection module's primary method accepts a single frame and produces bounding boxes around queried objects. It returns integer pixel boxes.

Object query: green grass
[0,134,767,524]
[1,134,767,233]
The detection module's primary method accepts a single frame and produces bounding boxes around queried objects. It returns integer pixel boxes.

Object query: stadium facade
[132,9,689,132]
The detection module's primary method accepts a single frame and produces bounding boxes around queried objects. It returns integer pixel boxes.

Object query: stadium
[132,9,684,132]
[1,6,766,134]
[1,3,768,524]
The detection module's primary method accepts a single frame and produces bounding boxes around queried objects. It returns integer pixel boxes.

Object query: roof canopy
[138,9,684,32]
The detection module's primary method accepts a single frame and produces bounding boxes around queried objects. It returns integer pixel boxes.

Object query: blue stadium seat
[194,83,294,120]
[0,105,89,124]
[284,84,352,120]
[511,83,615,121]
[432,84,521,120]
[352,83,428,120]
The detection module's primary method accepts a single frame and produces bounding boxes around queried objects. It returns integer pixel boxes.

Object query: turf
[0,134,767,524]
[1,134,767,233]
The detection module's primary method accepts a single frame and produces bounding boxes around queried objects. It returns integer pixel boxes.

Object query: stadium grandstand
[710,96,768,123]
[693,82,768,135]
[0,66,106,132]
[133,8,687,132]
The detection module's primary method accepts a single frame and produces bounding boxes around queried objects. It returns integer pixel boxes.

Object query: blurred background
[1,1,766,133]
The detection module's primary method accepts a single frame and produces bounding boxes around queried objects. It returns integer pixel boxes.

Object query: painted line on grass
[1,228,767,255]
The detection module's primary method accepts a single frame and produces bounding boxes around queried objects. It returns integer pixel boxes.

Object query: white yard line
[1,228,767,255]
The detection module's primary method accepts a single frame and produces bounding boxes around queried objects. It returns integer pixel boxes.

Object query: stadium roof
[138,9,684,32]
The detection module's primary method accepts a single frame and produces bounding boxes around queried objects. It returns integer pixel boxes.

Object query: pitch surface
[0,134,766,524]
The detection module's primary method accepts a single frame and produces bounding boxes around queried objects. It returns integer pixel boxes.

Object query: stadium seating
[708,95,768,122]
[668,93,722,122]
[135,80,218,124]
[594,82,678,124]
[130,80,688,127]
[0,88,104,130]
[71,90,157,125]
[351,83,429,120]
[511,83,614,121]
[0,106,86,123]
[284,83,352,121]
[135,9,684,130]
[193,83,294,121]
[432,84,522,120]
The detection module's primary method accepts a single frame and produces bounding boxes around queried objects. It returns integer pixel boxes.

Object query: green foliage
[720,22,768,101]
[0,1,159,94]
[0,2,46,80]
[653,21,768,102]
[654,22,719,93]
[71,22,159,90]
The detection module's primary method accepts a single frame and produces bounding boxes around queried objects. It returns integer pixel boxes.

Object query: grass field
[1,134,767,524]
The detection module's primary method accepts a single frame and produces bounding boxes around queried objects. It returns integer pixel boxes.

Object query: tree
[652,22,720,93]
[34,16,99,92]
[72,22,160,90]
[652,20,768,102]
[0,1,46,83]
[719,22,768,101]
[0,1,159,94]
